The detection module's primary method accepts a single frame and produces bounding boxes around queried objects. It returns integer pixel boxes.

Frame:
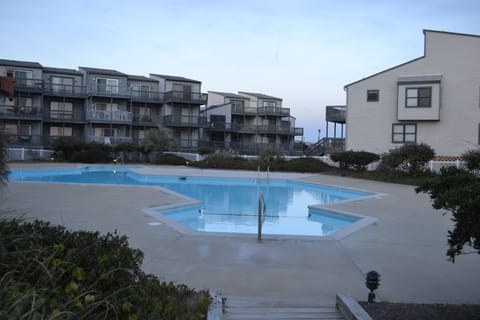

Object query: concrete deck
[1,163,479,306]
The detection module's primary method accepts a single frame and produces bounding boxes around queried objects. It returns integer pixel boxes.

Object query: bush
[269,157,332,173]
[154,153,189,165]
[0,218,211,319]
[380,143,435,175]
[72,143,113,163]
[192,153,258,170]
[330,150,379,171]
[197,146,214,156]
[51,136,85,161]
[259,148,285,162]
[461,149,480,171]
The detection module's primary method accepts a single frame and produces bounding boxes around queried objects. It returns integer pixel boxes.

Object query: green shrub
[51,136,85,161]
[380,143,435,175]
[154,153,189,165]
[114,142,137,153]
[197,146,214,156]
[269,157,332,173]
[461,149,480,171]
[259,148,285,162]
[0,218,211,319]
[192,153,258,170]
[330,150,379,171]
[72,148,112,163]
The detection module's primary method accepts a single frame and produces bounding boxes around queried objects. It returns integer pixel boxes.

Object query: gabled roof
[79,66,126,77]
[0,59,42,69]
[238,91,282,101]
[208,91,249,99]
[127,74,159,83]
[344,29,480,89]
[43,66,82,76]
[150,73,201,83]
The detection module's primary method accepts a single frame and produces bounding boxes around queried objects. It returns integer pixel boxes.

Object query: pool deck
[1,163,479,306]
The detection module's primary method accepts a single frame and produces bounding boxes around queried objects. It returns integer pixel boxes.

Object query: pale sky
[1,0,479,141]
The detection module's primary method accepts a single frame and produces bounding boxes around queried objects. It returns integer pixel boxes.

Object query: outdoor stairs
[223,296,344,320]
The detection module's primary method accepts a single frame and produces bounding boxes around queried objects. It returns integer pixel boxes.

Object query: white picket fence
[6,148,54,161]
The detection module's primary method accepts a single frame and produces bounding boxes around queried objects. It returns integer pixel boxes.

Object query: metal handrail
[257,192,267,242]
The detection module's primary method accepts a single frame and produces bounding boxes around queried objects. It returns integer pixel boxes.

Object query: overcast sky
[2,0,479,141]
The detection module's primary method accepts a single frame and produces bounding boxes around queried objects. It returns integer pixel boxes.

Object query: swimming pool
[9,166,374,237]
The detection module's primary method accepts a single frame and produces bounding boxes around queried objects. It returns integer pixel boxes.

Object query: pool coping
[9,165,381,241]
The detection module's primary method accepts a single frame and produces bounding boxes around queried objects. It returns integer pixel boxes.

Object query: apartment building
[343,30,480,157]
[202,91,304,155]
[0,59,207,152]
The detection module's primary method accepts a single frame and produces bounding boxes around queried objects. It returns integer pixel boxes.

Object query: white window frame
[96,78,119,94]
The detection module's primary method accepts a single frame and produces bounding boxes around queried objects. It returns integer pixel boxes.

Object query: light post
[365,270,380,304]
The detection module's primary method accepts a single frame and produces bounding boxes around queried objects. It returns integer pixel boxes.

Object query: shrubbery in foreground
[0,218,210,319]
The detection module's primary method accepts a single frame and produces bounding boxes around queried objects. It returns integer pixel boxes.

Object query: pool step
[223,297,344,320]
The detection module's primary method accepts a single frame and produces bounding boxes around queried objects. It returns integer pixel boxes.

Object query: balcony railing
[163,115,207,127]
[293,127,303,136]
[231,105,257,115]
[14,78,43,92]
[86,110,133,122]
[5,134,43,146]
[44,111,85,122]
[89,85,131,98]
[132,114,159,125]
[164,91,207,104]
[207,122,303,135]
[88,136,132,145]
[326,106,346,123]
[0,105,42,118]
[131,90,163,102]
[257,106,290,116]
[44,84,86,97]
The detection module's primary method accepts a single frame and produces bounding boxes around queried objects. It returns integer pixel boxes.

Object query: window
[95,102,119,112]
[392,123,417,143]
[230,99,245,108]
[49,126,72,137]
[12,70,33,87]
[51,76,74,93]
[133,107,151,121]
[50,102,73,119]
[367,90,379,102]
[262,100,277,108]
[96,78,119,94]
[94,127,117,137]
[132,84,150,99]
[406,87,431,107]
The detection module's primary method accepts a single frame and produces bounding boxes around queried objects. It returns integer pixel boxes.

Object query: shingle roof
[150,73,201,83]
[127,74,159,83]
[43,66,82,76]
[238,91,282,101]
[208,91,249,99]
[0,59,43,69]
[79,66,126,77]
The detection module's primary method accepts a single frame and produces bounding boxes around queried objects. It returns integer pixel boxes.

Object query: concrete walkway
[1,163,479,306]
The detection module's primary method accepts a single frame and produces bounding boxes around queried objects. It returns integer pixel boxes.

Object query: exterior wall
[207,92,227,106]
[0,65,42,80]
[345,31,480,156]
[43,71,83,89]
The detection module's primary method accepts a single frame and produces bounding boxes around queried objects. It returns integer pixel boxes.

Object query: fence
[6,148,54,161]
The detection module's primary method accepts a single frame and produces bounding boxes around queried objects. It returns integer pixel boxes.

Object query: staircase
[304,138,345,156]
[223,297,344,320]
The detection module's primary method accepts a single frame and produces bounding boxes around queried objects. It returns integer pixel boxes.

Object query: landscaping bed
[360,302,480,320]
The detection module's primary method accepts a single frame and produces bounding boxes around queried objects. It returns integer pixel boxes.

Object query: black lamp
[365,270,380,304]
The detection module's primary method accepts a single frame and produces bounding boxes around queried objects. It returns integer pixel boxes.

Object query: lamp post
[366,270,380,304]
[318,129,321,141]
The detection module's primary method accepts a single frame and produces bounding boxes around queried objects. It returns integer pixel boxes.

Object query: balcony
[86,110,133,123]
[132,114,159,126]
[257,106,290,116]
[44,84,86,97]
[131,90,163,102]
[0,105,42,119]
[293,127,303,136]
[14,78,43,93]
[88,136,132,145]
[89,85,130,98]
[44,110,85,122]
[164,91,207,104]
[231,105,257,115]
[5,134,43,147]
[326,105,346,123]
[163,115,207,127]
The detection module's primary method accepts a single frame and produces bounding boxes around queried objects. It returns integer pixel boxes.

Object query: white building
[344,30,480,157]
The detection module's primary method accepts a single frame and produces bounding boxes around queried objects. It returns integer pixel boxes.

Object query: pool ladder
[257,192,267,242]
